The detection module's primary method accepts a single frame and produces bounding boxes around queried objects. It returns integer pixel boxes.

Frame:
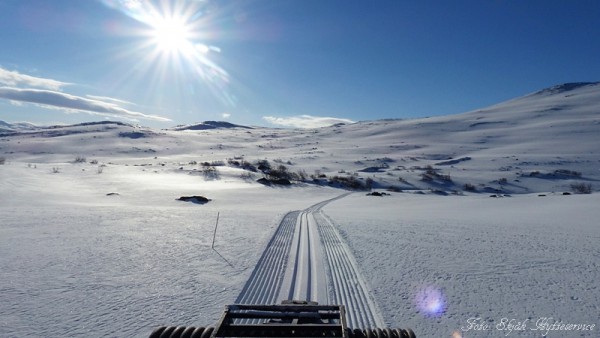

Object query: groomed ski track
[235,193,385,329]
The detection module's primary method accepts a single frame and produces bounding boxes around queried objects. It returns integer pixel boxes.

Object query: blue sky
[1,0,599,128]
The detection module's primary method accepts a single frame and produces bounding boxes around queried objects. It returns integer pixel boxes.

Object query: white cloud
[263,115,354,129]
[0,67,69,91]
[0,67,170,123]
[222,113,231,119]
[0,87,170,122]
[86,95,133,106]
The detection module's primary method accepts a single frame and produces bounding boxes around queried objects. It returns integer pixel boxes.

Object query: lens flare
[414,286,447,317]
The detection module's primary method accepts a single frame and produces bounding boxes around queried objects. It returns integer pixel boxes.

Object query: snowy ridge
[0,120,39,133]
[531,82,600,96]
[3,81,599,193]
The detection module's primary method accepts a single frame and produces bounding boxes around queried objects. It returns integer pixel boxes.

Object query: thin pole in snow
[210,211,233,268]
[211,212,220,249]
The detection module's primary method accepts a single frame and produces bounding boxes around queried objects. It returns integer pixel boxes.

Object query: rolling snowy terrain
[1,83,599,337]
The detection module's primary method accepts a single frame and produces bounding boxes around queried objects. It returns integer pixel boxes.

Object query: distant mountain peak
[535,82,600,96]
[173,121,252,131]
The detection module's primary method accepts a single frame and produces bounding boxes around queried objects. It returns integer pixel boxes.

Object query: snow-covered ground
[1,82,599,337]
[324,193,600,337]
[0,163,342,337]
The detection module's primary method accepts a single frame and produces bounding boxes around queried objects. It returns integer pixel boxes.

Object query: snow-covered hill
[1,83,599,337]
[0,120,39,133]
[2,82,599,195]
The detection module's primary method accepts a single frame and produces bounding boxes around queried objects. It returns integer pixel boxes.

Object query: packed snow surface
[1,83,599,337]
[324,193,600,337]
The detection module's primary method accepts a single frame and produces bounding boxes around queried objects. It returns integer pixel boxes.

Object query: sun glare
[101,0,235,108]
[151,16,192,54]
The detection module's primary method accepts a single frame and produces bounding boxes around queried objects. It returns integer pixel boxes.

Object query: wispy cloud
[0,67,69,91]
[0,87,170,122]
[0,66,169,122]
[263,115,354,129]
[86,95,133,106]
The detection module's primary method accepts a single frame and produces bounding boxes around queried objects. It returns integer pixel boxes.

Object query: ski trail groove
[286,214,303,300]
[285,211,325,302]
[235,192,384,329]
[234,211,298,305]
[315,211,385,329]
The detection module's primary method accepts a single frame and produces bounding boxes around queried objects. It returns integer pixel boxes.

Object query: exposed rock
[177,196,211,204]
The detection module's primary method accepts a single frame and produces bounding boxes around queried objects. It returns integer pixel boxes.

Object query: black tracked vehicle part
[149,301,415,338]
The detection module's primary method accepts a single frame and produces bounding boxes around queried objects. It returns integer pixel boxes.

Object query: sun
[150,16,193,55]
[101,0,234,107]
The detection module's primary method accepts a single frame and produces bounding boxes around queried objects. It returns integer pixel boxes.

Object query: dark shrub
[571,183,592,194]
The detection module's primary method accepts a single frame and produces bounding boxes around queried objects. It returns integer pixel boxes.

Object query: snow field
[324,193,600,337]
[0,162,344,337]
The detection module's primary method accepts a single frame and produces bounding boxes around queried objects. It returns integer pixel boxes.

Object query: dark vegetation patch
[571,183,592,194]
[359,166,385,173]
[174,121,252,131]
[118,131,147,139]
[522,169,582,179]
[435,157,472,166]
[60,121,131,128]
[419,165,452,183]
[328,175,373,190]
[468,121,505,128]
[536,82,599,95]
[257,177,291,186]
[366,191,390,197]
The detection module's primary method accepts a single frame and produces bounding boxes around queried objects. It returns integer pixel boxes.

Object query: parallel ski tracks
[287,212,312,301]
[235,192,384,329]
[284,211,328,303]
[234,211,299,305]
[315,211,385,328]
